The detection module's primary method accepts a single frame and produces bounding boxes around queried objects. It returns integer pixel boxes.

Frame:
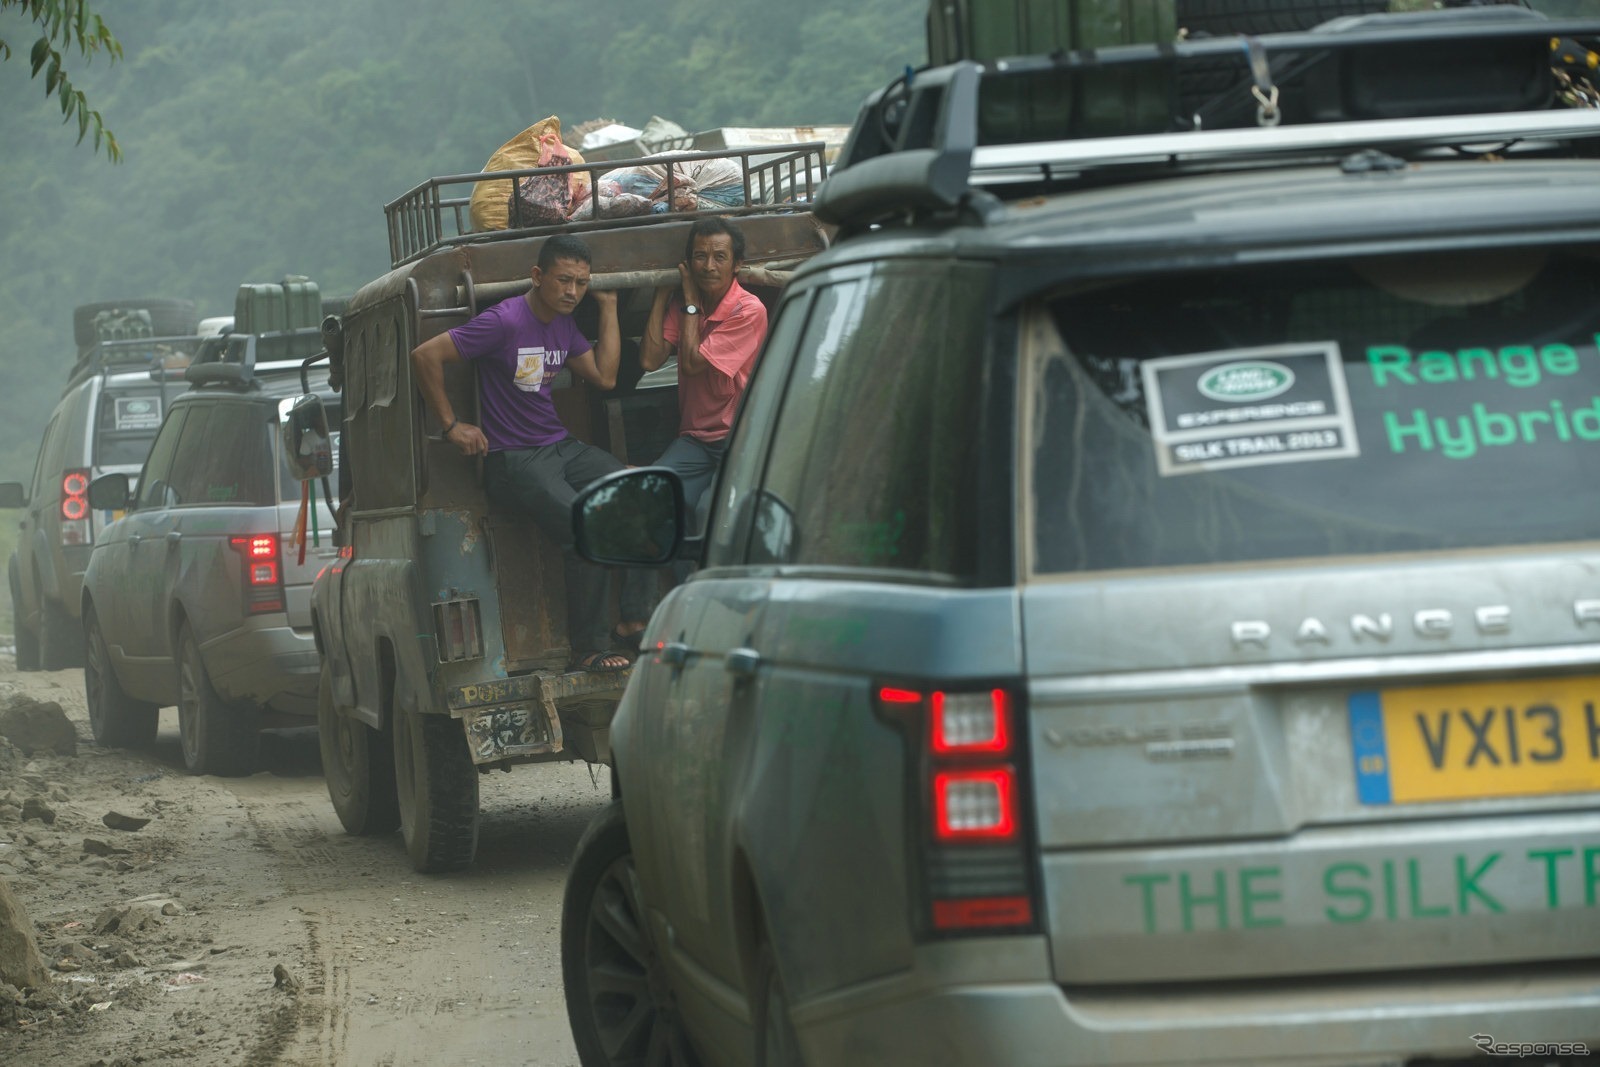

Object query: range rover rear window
[1029,246,1600,574]
[95,388,164,467]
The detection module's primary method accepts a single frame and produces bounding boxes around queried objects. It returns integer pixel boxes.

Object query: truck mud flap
[451,670,627,764]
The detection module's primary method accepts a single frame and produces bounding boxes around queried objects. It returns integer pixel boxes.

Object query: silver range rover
[560,11,1600,1067]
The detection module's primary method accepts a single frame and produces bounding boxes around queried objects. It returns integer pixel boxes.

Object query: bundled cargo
[469,117,590,232]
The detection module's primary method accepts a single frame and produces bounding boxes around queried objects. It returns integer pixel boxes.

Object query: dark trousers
[484,438,655,655]
[654,433,726,585]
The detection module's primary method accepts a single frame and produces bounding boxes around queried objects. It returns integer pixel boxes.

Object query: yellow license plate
[1348,675,1600,804]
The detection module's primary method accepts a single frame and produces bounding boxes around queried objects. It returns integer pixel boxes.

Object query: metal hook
[1241,35,1282,127]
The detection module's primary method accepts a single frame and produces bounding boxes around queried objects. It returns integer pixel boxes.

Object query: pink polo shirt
[662,279,768,442]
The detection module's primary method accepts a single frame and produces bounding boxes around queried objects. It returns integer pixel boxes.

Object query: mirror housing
[279,394,333,482]
[87,473,131,511]
[0,482,25,509]
[572,467,691,567]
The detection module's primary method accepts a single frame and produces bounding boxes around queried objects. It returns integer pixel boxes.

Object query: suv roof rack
[185,328,325,390]
[65,335,204,392]
[813,10,1600,229]
[383,142,829,268]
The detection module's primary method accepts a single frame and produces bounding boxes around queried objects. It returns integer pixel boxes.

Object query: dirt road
[0,654,611,1066]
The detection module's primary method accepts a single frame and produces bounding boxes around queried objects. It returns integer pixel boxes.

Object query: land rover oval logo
[126,400,152,414]
[1198,361,1295,402]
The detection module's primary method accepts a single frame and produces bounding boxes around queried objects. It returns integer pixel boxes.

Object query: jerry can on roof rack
[927,0,1177,65]
[235,283,286,335]
[280,276,322,331]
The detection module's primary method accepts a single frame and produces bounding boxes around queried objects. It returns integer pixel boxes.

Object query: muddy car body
[561,8,1600,1067]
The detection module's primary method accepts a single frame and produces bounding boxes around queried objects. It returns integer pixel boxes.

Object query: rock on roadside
[0,696,77,758]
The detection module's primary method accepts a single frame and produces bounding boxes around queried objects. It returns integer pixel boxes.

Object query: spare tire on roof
[73,298,199,352]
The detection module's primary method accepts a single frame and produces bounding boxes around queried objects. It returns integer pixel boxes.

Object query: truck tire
[392,705,479,873]
[562,801,702,1067]
[177,623,259,777]
[318,663,400,836]
[39,595,83,670]
[84,608,158,749]
[1177,0,1388,37]
[73,298,199,352]
[10,562,39,671]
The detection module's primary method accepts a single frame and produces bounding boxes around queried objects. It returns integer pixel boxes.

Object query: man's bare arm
[639,286,675,372]
[568,291,620,390]
[410,332,487,455]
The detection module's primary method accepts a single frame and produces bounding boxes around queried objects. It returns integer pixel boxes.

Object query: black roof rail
[184,327,324,390]
[814,10,1600,230]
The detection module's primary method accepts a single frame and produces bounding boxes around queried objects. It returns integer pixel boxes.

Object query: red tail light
[230,534,283,614]
[60,468,91,544]
[934,768,1019,841]
[876,683,1036,937]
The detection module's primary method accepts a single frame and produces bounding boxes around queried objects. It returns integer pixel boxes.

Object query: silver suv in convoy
[2,341,198,670]
[559,8,1600,1067]
[81,333,338,776]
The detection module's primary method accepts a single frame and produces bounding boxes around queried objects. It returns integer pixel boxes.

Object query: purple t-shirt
[448,295,590,450]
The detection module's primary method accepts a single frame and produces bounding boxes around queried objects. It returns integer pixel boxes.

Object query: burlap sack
[470,117,591,232]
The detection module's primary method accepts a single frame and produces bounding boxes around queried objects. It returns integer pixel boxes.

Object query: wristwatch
[683,303,700,316]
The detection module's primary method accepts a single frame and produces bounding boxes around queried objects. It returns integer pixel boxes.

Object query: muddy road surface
[0,654,610,1066]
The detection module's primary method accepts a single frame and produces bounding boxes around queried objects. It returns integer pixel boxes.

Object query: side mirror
[572,467,688,566]
[0,482,26,509]
[87,473,131,511]
[279,394,333,482]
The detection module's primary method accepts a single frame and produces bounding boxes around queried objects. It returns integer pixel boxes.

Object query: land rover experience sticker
[1143,342,1360,476]
[113,396,161,431]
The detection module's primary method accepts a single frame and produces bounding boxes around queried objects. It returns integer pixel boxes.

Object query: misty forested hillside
[0,0,924,479]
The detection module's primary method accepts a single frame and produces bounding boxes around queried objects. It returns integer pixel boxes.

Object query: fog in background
[0,0,924,480]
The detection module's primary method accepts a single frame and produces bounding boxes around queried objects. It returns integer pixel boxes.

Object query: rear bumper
[794,939,1600,1067]
[203,619,320,717]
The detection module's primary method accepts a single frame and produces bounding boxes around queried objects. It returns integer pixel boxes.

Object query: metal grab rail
[385,143,828,269]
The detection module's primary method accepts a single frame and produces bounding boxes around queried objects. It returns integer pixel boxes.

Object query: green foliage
[0,0,122,159]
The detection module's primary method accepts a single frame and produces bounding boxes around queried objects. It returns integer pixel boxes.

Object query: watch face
[684,304,700,316]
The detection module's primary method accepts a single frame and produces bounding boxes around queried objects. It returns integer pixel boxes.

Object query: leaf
[78,105,90,141]
[29,34,49,75]
[45,57,61,95]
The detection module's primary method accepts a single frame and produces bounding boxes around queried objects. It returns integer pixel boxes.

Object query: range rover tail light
[875,684,1037,937]
[230,534,284,614]
[60,468,91,545]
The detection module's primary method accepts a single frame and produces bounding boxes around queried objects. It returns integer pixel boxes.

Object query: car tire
[392,705,479,873]
[72,298,199,351]
[1176,0,1388,36]
[753,941,805,1067]
[83,608,158,748]
[10,563,39,671]
[561,801,703,1067]
[39,596,83,670]
[317,662,400,836]
[176,623,259,777]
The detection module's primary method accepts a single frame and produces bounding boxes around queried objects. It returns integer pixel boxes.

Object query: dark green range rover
[561,6,1600,1066]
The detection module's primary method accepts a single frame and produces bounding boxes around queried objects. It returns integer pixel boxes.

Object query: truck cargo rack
[384,142,829,269]
[813,11,1600,230]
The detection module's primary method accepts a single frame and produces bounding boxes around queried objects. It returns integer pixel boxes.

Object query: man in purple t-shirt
[410,234,649,673]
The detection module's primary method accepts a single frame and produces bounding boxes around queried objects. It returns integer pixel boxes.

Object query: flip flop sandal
[572,649,631,674]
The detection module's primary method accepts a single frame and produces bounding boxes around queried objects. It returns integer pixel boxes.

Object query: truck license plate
[1349,675,1600,804]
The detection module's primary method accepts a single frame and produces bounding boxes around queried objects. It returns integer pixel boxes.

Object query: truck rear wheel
[39,596,83,670]
[318,663,400,836]
[393,705,479,873]
[177,623,259,777]
[10,563,39,671]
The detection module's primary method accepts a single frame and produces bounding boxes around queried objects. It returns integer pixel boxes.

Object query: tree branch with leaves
[0,0,122,161]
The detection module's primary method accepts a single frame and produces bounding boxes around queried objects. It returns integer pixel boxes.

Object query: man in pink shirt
[639,218,768,537]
